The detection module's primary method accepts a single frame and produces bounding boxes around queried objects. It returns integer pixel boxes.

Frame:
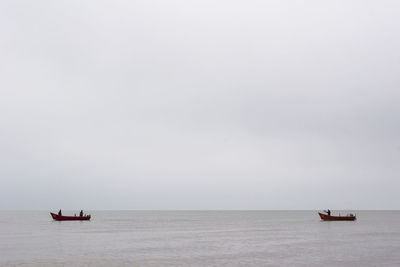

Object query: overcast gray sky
[1,0,399,210]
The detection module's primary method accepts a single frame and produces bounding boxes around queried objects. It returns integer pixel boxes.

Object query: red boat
[50,212,91,221]
[318,212,356,221]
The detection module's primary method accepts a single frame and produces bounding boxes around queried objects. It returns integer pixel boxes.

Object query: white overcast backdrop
[1,0,399,210]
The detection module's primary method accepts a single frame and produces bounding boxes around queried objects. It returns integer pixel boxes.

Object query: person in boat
[326,209,331,216]
[80,210,83,217]
[58,209,62,216]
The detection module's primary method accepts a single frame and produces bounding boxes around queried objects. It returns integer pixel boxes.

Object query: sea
[1,211,399,266]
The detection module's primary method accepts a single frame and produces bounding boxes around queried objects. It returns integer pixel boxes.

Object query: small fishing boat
[50,212,91,221]
[318,212,356,221]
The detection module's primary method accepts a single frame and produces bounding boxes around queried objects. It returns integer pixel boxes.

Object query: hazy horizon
[1,0,399,210]
[2,209,400,211]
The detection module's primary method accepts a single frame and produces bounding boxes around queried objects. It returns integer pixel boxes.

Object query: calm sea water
[1,211,399,266]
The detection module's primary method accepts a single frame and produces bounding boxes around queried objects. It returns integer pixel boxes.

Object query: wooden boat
[318,212,356,221]
[50,212,91,221]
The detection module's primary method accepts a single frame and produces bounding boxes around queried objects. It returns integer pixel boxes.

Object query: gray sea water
[1,211,399,266]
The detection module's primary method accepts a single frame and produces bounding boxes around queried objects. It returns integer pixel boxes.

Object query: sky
[0,0,399,210]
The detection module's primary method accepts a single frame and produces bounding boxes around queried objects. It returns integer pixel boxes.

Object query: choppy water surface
[1,211,399,266]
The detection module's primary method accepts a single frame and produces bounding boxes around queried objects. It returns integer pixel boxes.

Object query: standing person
[80,210,83,217]
[327,209,331,216]
[58,209,62,216]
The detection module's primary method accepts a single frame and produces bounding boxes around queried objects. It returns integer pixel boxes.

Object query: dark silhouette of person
[58,209,62,216]
[80,210,83,217]
[327,209,331,216]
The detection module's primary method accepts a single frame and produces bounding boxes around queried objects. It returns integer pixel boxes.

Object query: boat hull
[318,212,356,221]
[50,212,91,221]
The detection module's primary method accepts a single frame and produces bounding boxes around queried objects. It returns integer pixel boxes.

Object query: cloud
[1,0,399,209]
